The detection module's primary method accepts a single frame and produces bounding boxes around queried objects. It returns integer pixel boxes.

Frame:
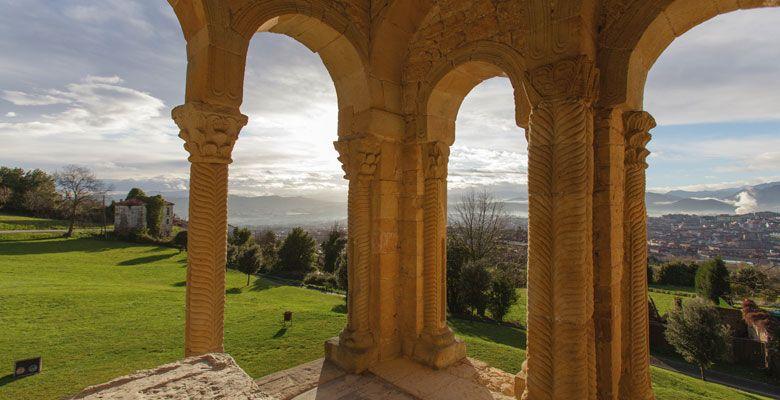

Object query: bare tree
[449,190,508,262]
[55,165,105,237]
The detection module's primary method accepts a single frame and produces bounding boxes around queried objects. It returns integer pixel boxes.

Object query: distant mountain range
[646,181,780,215]
[112,181,780,227]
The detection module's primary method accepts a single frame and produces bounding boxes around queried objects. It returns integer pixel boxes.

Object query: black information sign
[14,357,41,378]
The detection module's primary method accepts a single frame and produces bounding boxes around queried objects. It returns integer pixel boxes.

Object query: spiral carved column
[172,102,247,357]
[325,137,380,373]
[521,56,598,400]
[413,141,466,369]
[619,111,655,400]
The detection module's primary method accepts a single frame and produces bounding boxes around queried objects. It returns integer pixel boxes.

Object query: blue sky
[0,1,779,200]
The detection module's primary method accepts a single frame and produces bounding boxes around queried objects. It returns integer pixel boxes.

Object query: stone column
[619,111,655,400]
[172,102,247,357]
[413,141,466,369]
[521,56,598,400]
[326,136,381,373]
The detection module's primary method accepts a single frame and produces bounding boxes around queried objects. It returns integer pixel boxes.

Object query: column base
[412,328,466,370]
[325,335,378,374]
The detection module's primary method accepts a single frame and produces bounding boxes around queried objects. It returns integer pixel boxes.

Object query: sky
[1,2,779,201]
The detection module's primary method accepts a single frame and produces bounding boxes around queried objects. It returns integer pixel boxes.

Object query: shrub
[460,258,492,317]
[173,230,187,252]
[664,297,730,380]
[695,257,730,304]
[656,261,698,287]
[275,227,317,279]
[446,238,470,315]
[487,273,518,322]
[303,271,338,289]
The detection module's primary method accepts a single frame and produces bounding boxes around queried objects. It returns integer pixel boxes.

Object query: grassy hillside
[0,213,70,230]
[0,236,768,400]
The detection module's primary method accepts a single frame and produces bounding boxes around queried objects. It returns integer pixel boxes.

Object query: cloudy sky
[1,2,779,201]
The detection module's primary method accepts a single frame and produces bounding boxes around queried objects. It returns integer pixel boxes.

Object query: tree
[0,167,59,216]
[126,188,147,201]
[487,273,518,322]
[229,227,253,247]
[450,190,508,262]
[695,257,731,304]
[460,259,493,317]
[731,266,768,300]
[656,261,698,287]
[173,230,188,253]
[321,224,347,273]
[664,297,730,380]
[335,251,348,291]
[446,238,470,315]
[236,245,263,286]
[256,230,279,273]
[145,195,166,237]
[276,227,317,279]
[55,165,105,237]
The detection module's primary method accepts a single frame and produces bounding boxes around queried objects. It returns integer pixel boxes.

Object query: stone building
[80,1,780,399]
[114,198,176,237]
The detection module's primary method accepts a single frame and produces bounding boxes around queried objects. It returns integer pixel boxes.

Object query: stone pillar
[521,56,598,400]
[326,136,381,373]
[413,141,466,369]
[592,108,626,400]
[619,111,655,400]
[172,102,248,357]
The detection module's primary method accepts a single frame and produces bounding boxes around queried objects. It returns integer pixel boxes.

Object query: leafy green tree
[656,261,698,287]
[321,224,347,273]
[336,251,348,291]
[276,227,317,279]
[126,188,147,201]
[229,227,253,247]
[487,273,518,322]
[460,258,492,317]
[446,238,470,315]
[236,245,263,286]
[664,297,730,380]
[731,266,768,300]
[256,230,279,272]
[0,167,60,216]
[695,257,731,304]
[145,195,166,237]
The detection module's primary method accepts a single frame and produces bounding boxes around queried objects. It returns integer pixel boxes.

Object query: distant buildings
[648,212,780,267]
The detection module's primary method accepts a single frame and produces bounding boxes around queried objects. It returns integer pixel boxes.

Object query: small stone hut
[114,198,175,237]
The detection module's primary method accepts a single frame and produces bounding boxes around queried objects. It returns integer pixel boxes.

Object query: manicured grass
[0,237,769,400]
[0,213,69,230]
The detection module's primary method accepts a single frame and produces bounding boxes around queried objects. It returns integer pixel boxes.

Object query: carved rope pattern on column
[185,162,229,356]
[524,56,598,400]
[173,102,246,357]
[423,142,448,333]
[623,111,656,400]
[336,138,380,349]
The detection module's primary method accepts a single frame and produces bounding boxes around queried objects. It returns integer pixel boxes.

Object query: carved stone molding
[623,111,655,169]
[527,56,600,103]
[334,137,381,180]
[425,141,449,180]
[172,102,248,164]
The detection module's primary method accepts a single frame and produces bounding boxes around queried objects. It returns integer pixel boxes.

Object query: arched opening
[421,59,530,375]
[222,11,375,376]
[620,5,780,393]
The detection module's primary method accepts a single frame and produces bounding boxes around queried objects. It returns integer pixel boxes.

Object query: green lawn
[0,213,70,230]
[0,237,769,400]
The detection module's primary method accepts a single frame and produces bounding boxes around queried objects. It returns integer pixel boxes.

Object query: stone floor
[69,353,516,399]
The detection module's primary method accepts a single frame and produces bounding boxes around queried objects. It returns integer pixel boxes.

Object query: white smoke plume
[734,190,759,214]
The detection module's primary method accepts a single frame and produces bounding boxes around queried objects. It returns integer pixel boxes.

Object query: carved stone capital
[172,102,248,164]
[527,55,599,103]
[425,141,449,180]
[623,111,656,169]
[334,137,381,180]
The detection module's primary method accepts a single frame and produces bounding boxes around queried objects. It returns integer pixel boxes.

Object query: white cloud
[735,191,759,214]
[1,90,71,106]
[646,9,780,126]
[4,112,16,117]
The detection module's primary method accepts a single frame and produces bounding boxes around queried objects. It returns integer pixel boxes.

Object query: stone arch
[600,0,780,108]
[412,42,530,145]
[231,1,372,137]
